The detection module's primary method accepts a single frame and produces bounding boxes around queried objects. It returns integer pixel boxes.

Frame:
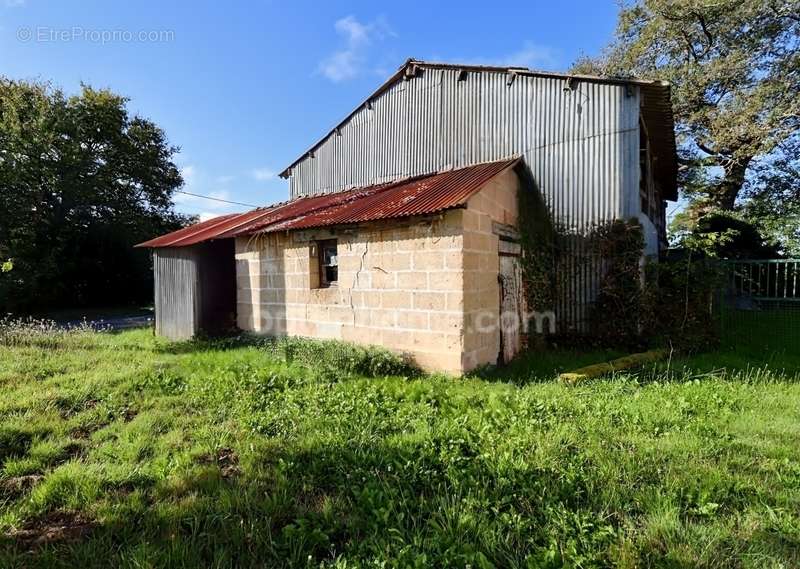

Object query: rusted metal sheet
[247,158,518,234]
[137,214,239,248]
[138,158,518,248]
[136,210,277,248]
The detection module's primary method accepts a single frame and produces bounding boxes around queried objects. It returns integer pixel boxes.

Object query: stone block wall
[235,165,520,374]
[461,167,521,370]
[235,209,466,374]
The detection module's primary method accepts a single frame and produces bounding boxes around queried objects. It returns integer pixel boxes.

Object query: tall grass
[0,317,105,349]
[0,329,798,568]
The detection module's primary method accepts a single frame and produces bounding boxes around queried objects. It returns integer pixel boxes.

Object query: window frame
[317,239,338,288]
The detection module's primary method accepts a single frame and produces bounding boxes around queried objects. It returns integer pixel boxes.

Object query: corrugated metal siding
[288,68,640,228]
[287,69,642,332]
[154,248,199,340]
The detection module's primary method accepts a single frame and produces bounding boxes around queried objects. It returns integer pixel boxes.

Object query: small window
[318,239,338,287]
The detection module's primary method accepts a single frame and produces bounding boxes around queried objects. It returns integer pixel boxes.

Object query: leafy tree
[574,0,800,254]
[671,209,780,259]
[0,79,189,312]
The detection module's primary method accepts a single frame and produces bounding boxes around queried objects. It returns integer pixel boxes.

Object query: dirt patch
[199,448,241,479]
[217,448,240,479]
[1,475,43,497]
[7,511,94,547]
[70,426,94,439]
[58,398,100,419]
[61,441,86,462]
[70,416,112,440]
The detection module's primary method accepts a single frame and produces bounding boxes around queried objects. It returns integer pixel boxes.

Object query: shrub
[641,255,723,352]
[261,336,420,379]
[587,219,647,349]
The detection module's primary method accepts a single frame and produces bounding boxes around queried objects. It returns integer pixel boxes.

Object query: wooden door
[498,253,524,364]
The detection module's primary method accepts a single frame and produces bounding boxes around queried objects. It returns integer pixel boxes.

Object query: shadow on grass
[0,436,603,568]
[477,340,800,385]
[471,347,625,385]
[7,430,799,568]
[153,335,257,355]
[649,346,800,379]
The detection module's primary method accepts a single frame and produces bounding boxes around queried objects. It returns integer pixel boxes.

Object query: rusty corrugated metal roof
[137,158,518,248]
[136,213,241,248]
[136,209,280,248]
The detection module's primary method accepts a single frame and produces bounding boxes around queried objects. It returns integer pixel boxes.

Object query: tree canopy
[574,0,800,255]
[0,79,189,312]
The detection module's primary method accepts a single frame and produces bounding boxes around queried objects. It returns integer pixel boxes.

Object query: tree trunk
[713,157,751,210]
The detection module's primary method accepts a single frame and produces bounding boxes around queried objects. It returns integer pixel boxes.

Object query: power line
[175,189,259,208]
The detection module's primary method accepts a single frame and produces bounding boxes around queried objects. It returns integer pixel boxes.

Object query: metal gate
[718,259,800,350]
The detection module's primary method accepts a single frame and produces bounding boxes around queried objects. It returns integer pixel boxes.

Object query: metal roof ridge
[406,59,671,87]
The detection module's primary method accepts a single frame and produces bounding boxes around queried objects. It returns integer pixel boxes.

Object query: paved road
[64,315,154,331]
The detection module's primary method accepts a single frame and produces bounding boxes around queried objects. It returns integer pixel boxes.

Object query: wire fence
[717,259,800,351]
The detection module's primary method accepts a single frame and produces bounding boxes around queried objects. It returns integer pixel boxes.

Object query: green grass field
[1,326,799,568]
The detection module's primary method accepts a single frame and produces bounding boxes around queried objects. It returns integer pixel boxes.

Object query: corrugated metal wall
[288,68,641,227]
[286,68,642,332]
[154,247,199,340]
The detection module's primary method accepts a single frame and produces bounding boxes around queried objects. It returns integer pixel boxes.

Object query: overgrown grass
[1,327,799,567]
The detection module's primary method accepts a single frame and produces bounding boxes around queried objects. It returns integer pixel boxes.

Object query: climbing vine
[515,165,559,315]
[586,219,646,349]
[516,164,648,347]
[516,163,721,352]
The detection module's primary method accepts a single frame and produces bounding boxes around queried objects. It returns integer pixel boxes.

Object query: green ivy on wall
[515,162,718,352]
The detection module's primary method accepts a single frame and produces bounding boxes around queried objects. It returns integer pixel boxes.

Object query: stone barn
[140,159,525,373]
[138,59,677,374]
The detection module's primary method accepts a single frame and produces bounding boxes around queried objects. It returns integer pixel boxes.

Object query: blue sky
[0,0,622,219]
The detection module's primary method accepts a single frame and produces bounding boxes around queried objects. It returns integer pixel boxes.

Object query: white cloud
[335,15,371,46]
[496,42,559,69]
[251,167,275,181]
[319,15,394,82]
[320,51,360,82]
[198,212,225,222]
[4,0,26,7]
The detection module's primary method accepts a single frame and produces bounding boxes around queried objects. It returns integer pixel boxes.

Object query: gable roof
[137,158,519,248]
[279,59,678,200]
